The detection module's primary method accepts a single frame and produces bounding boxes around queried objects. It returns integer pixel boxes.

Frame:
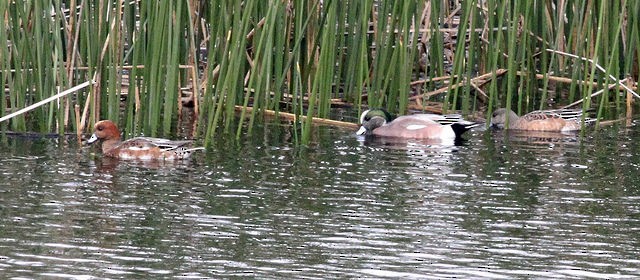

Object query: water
[0,120,639,279]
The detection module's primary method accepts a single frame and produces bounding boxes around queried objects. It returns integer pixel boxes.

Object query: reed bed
[1,0,639,145]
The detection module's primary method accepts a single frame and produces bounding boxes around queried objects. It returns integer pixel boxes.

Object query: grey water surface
[0,120,639,279]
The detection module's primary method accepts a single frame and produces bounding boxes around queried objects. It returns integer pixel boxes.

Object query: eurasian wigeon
[87,120,204,160]
[490,108,595,132]
[356,108,480,139]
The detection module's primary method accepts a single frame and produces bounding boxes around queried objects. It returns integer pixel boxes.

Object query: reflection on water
[0,122,639,278]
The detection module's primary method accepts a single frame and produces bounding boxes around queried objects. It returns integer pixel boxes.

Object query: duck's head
[87,120,122,144]
[490,108,519,129]
[356,108,394,135]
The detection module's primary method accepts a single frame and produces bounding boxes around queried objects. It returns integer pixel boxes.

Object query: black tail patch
[450,123,482,138]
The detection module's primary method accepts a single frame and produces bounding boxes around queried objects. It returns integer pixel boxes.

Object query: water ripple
[0,127,638,278]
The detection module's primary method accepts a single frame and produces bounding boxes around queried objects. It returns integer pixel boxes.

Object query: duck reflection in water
[359,134,469,149]
[91,154,198,173]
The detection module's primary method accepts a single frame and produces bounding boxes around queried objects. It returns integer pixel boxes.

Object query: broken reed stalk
[515,71,636,90]
[74,104,81,142]
[234,105,359,129]
[0,80,94,124]
[409,68,638,109]
[627,91,633,126]
[406,103,444,114]
[409,69,507,101]
[546,49,640,99]
[562,79,629,109]
[410,75,453,86]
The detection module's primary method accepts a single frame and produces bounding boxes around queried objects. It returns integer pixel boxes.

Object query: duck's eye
[97,126,103,131]
[364,116,371,121]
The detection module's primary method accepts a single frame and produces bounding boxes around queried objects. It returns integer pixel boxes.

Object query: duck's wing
[408,113,473,126]
[391,115,440,128]
[525,109,594,122]
[520,110,562,122]
[127,137,194,151]
[116,138,160,151]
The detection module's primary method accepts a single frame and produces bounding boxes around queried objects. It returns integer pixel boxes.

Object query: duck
[490,108,595,132]
[356,108,480,139]
[87,120,204,160]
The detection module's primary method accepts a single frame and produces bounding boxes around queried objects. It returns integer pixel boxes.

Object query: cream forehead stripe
[359,109,371,124]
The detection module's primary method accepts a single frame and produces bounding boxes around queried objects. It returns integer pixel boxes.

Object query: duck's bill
[489,122,504,129]
[356,126,367,135]
[87,134,98,144]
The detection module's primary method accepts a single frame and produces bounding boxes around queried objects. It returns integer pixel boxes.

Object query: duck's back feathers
[131,137,194,150]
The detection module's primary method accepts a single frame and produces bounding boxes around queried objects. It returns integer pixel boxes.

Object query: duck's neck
[365,117,387,131]
[101,138,122,154]
[505,111,520,128]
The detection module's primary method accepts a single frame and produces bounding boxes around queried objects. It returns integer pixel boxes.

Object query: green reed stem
[504,1,520,122]
[446,0,473,113]
[0,0,7,129]
[486,0,508,122]
[585,0,606,115]
[162,0,182,135]
[1,0,639,141]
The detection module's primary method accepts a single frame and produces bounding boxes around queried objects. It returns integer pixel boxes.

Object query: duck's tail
[174,147,205,159]
[450,122,483,138]
[582,117,598,126]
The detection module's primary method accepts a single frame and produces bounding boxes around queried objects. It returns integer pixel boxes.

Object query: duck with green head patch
[356,108,480,139]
